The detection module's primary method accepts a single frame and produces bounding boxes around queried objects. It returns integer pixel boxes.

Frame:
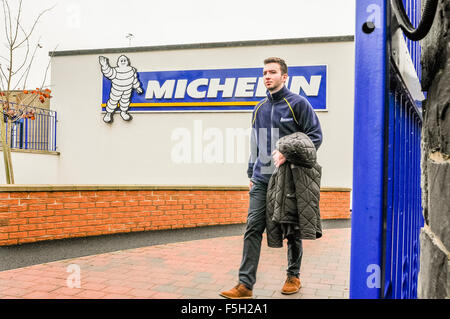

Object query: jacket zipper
[270,101,275,161]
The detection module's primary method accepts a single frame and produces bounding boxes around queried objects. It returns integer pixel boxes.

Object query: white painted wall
[0,151,59,184]
[50,40,354,187]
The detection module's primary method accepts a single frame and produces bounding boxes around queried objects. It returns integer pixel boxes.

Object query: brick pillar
[418,0,450,299]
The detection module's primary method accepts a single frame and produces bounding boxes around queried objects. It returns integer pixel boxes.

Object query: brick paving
[0,227,350,299]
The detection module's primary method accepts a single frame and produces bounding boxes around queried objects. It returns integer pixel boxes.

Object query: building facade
[0,36,354,245]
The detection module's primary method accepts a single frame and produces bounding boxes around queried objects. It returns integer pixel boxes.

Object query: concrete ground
[0,220,350,299]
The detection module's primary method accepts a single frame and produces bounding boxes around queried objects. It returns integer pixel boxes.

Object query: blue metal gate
[350,0,434,298]
[1,103,58,152]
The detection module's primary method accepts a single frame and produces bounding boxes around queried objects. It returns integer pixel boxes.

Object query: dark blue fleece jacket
[247,85,323,185]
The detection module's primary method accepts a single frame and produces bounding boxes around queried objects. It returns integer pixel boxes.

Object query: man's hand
[272,149,286,168]
[249,180,253,191]
[136,87,143,94]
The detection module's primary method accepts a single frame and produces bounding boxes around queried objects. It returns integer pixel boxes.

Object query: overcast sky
[1,0,355,88]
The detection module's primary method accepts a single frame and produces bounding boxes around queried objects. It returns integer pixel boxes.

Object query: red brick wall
[319,190,352,219]
[0,186,350,246]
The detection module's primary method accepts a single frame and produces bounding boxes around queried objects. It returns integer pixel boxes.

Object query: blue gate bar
[350,0,388,299]
[382,92,395,298]
[53,111,57,151]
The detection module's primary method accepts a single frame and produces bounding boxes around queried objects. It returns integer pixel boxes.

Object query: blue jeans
[238,179,303,290]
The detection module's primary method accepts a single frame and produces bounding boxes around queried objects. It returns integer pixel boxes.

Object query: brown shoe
[220,283,253,299]
[281,276,301,295]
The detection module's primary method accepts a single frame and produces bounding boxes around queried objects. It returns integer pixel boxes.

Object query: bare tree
[0,0,54,184]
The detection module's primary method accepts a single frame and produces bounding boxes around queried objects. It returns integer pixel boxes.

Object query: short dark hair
[264,57,288,74]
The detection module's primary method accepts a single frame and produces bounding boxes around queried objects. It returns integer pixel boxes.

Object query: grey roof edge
[49,35,354,57]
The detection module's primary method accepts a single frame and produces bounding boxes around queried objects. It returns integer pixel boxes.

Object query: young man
[220,57,323,299]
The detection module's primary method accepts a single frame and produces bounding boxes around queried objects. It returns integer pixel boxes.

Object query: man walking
[220,57,323,299]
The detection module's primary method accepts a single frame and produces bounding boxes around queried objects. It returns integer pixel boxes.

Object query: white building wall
[0,151,59,184]
[50,39,354,187]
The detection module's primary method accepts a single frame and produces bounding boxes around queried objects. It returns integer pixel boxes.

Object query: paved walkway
[0,227,350,299]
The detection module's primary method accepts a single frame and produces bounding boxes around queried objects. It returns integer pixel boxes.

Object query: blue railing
[2,103,57,152]
[382,81,423,299]
[351,0,424,299]
[382,2,424,299]
[402,0,422,79]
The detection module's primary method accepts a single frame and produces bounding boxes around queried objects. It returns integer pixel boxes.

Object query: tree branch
[1,0,11,45]
[10,21,31,79]
[10,0,22,47]
[20,40,40,90]
[40,44,58,89]
[0,64,8,89]
[0,64,6,91]
[12,4,55,50]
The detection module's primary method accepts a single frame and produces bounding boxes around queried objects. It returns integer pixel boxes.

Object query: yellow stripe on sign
[101,102,259,107]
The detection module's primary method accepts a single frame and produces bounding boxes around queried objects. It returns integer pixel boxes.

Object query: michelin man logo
[99,55,143,123]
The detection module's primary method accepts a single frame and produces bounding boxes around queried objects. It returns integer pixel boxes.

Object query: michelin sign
[101,57,327,119]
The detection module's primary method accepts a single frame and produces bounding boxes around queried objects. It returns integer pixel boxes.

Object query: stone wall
[418,0,450,299]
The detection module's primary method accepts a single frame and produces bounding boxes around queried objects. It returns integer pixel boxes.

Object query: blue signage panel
[101,65,327,112]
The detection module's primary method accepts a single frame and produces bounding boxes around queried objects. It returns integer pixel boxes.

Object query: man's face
[263,62,287,93]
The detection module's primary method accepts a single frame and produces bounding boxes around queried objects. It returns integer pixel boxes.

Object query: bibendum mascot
[99,55,143,123]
